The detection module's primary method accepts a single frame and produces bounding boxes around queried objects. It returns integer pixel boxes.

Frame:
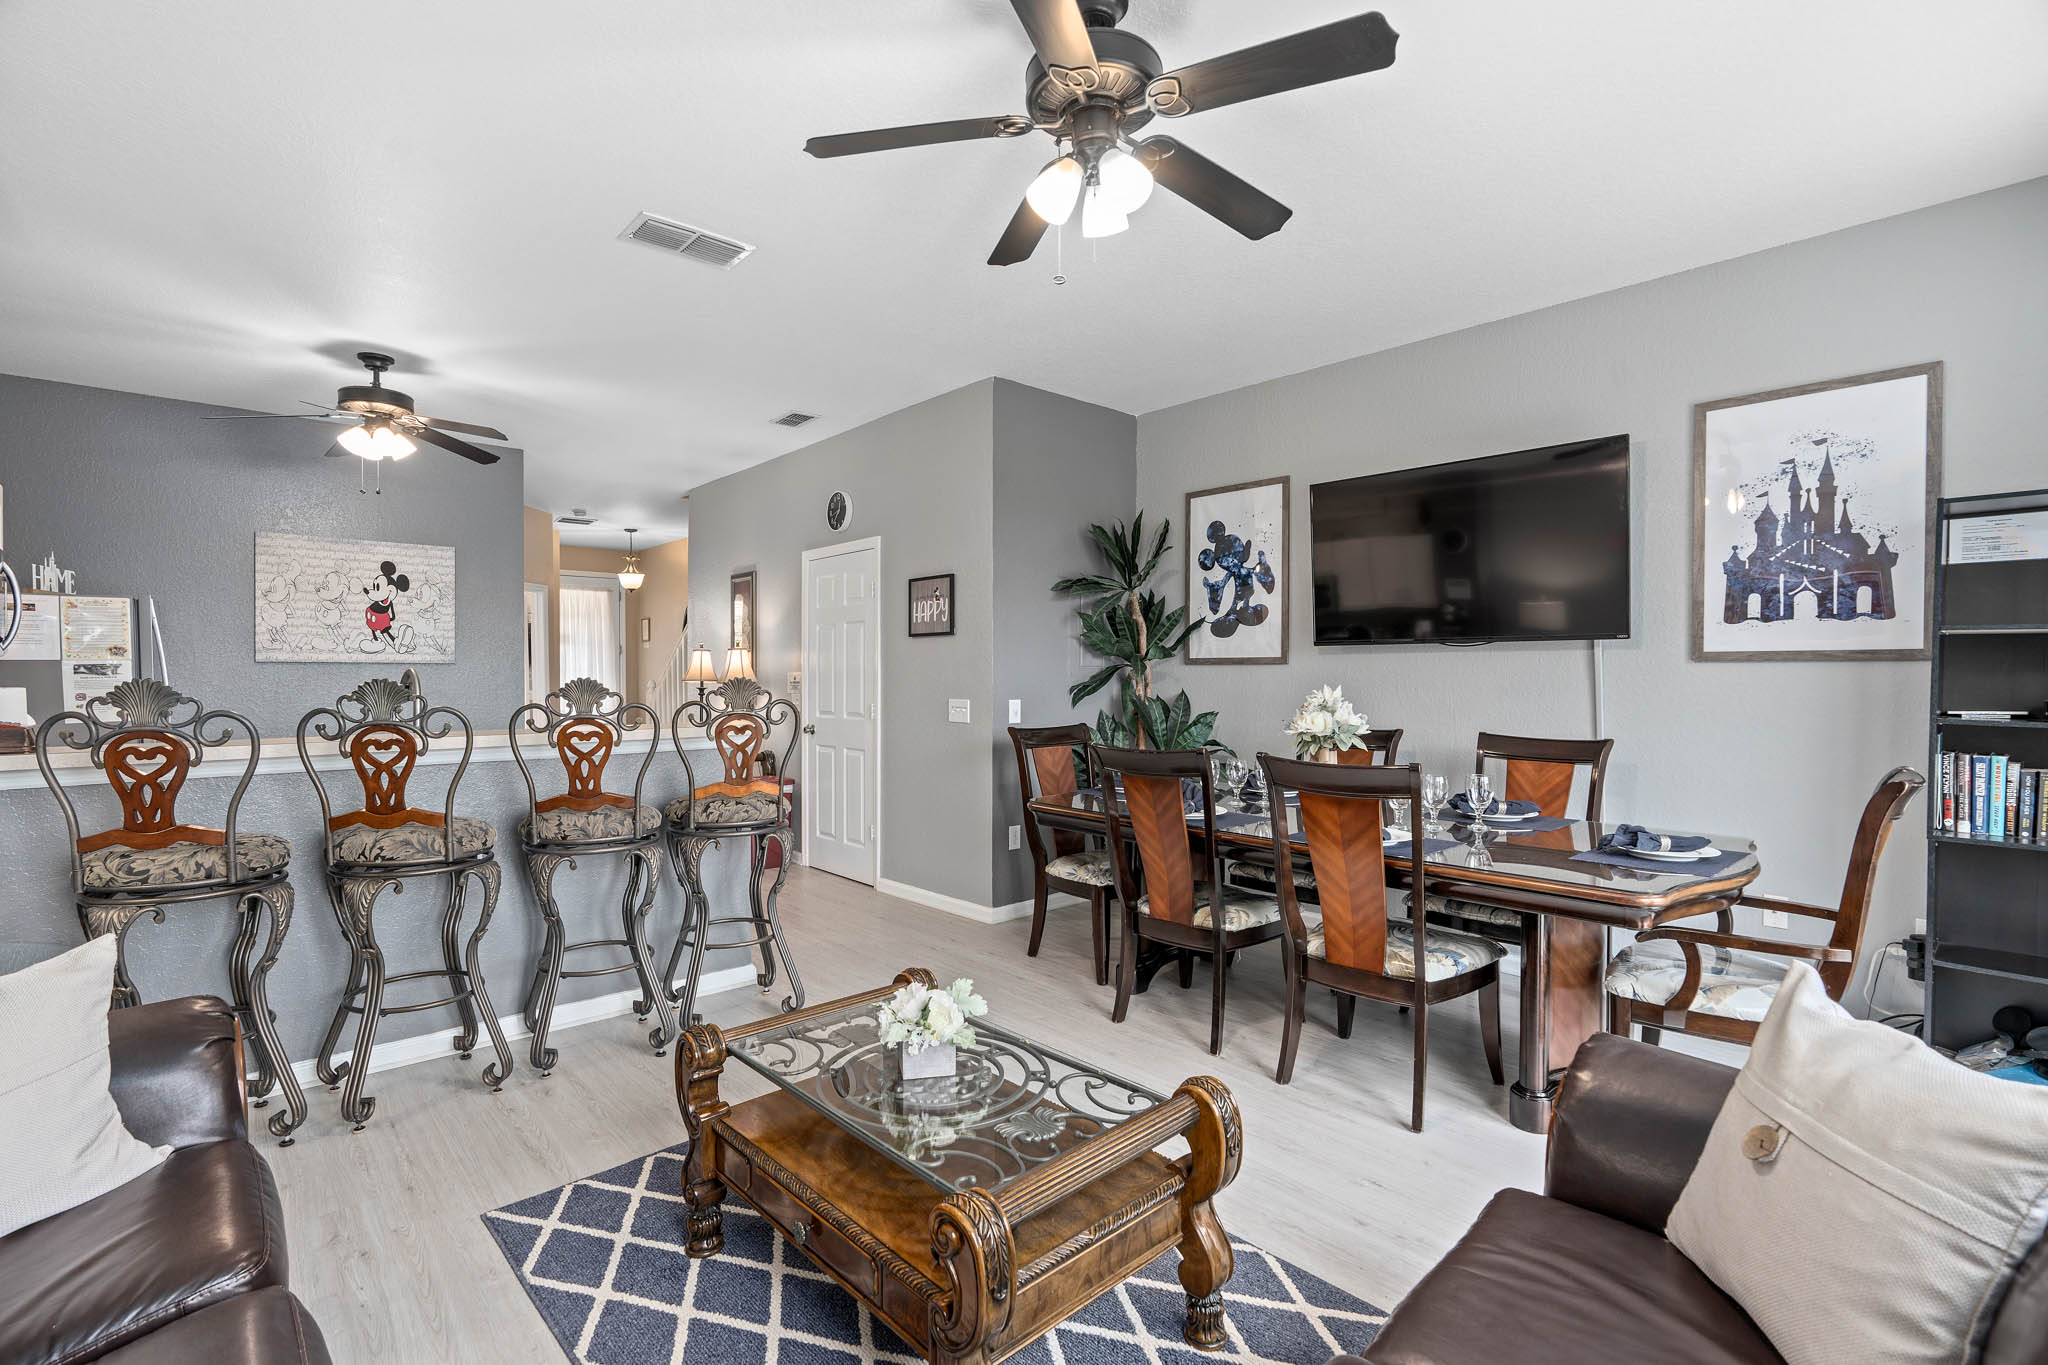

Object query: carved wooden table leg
[1175,1076,1243,1351]
[677,1021,730,1257]
[930,1189,1013,1365]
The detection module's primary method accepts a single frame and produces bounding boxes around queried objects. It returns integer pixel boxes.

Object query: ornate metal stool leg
[335,876,397,1131]
[228,898,275,1107]
[441,869,481,1059]
[237,883,308,1144]
[315,874,365,1090]
[670,835,715,1027]
[759,828,803,1013]
[746,835,776,992]
[461,860,512,1091]
[659,829,699,1005]
[78,901,161,1011]
[522,851,570,1075]
[622,846,676,1055]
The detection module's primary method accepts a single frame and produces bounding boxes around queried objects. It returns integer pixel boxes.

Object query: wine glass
[1422,773,1448,832]
[1465,772,1493,827]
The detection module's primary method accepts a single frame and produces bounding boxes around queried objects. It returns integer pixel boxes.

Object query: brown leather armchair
[1343,1032,2048,1364]
[0,996,332,1365]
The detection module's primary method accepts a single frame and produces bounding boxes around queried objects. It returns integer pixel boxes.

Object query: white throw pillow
[1667,962,2048,1364]
[0,936,171,1238]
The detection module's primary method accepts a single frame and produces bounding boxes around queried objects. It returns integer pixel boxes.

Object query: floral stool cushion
[1604,938,1785,1022]
[1137,887,1281,933]
[80,833,291,891]
[1044,852,1115,887]
[331,816,495,865]
[664,793,789,829]
[521,805,664,845]
[1305,919,1503,981]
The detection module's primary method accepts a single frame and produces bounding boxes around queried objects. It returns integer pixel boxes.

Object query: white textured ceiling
[3,1,2045,548]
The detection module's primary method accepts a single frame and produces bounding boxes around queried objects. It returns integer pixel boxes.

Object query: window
[559,574,623,694]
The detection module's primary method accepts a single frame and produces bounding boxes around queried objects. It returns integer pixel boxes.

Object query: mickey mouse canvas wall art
[1185,476,1288,664]
[254,532,455,662]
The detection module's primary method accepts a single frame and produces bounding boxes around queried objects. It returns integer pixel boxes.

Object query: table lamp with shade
[723,646,755,681]
[683,644,719,702]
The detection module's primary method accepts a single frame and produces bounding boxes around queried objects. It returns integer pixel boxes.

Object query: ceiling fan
[213,352,507,466]
[803,0,1398,265]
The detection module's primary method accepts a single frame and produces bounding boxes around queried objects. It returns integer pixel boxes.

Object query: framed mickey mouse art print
[1185,476,1288,665]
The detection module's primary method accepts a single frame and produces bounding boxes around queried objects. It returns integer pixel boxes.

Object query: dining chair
[1433,732,1615,937]
[1260,754,1504,1131]
[1008,724,1116,984]
[1096,743,1285,1056]
[1606,766,1924,1046]
[1227,728,1404,897]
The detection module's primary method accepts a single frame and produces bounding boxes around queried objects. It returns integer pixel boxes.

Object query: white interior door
[803,540,879,885]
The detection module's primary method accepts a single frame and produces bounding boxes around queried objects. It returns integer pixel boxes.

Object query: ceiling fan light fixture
[1080,185,1128,239]
[1024,155,1084,226]
[1095,147,1154,215]
[337,420,416,461]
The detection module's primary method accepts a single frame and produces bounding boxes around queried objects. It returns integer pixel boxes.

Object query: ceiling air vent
[772,411,818,428]
[556,508,597,526]
[619,212,754,269]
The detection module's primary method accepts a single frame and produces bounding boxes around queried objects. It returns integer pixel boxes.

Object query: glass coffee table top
[727,1000,1165,1194]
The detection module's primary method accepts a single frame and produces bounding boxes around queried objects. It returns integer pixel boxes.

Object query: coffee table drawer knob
[792,1219,810,1247]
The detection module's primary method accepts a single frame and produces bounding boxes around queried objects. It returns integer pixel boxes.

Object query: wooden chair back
[1094,745,1215,927]
[1009,724,1092,863]
[1259,755,1425,980]
[298,671,478,866]
[510,677,658,825]
[1337,729,1404,766]
[1821,766,1926,993]
[1474,732,1614,820]
[670,675,799,815]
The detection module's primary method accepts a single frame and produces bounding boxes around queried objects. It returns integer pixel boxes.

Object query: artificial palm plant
[1054,513,1220,750]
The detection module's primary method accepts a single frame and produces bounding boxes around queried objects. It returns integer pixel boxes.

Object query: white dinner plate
[1456,807,1539,822]
[1628,844,1721,861]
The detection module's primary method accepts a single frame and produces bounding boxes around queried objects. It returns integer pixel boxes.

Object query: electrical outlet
[1762,909,1790,930]
[1008,699,1022,724]
[947,698,971,724]
[1007,824,1021,850]
[1913,918,1927,937]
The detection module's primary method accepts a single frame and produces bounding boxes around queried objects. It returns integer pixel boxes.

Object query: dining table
[1026,788,1762,1133]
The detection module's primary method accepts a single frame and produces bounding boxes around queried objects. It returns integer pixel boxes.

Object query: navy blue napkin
[1599,825,1710,854]
[1446,793,1540,819]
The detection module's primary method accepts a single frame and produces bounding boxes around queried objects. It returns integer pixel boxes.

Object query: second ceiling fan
[804,0,1399,265]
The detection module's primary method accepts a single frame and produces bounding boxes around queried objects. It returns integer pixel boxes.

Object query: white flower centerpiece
[876,977,988,1080]
[1283,685,1369,763]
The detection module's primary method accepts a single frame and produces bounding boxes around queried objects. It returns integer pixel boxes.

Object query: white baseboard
[288,963,758,1086]
[874,878,1081,926]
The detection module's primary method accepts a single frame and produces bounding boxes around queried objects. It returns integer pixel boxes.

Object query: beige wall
[558,539,686,705]
[521,506,560,695]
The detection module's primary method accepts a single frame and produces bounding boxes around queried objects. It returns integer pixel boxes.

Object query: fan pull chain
[1052,219,1066,286]
[359,458,366,495]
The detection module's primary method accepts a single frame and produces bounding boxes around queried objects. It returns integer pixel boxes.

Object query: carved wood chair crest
[671,676,799,822]
[298,669,482,866]
[510,676,658,834]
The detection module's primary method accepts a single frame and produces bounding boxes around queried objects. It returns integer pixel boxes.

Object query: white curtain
[559,584,620,693]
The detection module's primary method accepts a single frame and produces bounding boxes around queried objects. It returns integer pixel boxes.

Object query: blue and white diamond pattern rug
[484,1144,1385,1365]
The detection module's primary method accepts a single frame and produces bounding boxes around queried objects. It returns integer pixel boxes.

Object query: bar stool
[36,679,307,1144]
[297,671,513,1130]
[663,676,802,1027]
[511,677,674,1073]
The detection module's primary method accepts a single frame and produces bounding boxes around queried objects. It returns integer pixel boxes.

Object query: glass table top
[726,999,1165,1194]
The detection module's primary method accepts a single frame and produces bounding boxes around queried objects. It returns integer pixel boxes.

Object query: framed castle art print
[1692,362,1940,662]
[1185,476,1289,665]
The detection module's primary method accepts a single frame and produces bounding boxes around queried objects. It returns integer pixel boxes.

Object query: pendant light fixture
[617,528,645,591]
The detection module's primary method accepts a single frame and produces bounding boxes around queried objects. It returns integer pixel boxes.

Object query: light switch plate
[948,698,971,724]
[1007,824,1021,850]
[1008,699,1022,724]
[1762,909,1790,930]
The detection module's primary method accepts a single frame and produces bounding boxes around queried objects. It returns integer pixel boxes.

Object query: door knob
[802,724,816,734]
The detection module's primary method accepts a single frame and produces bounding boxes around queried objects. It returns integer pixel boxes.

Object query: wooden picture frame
[729,570,756,653]
[907,573,955,637]
[1692,362,1941,662]
[640,616,651,643]
[1185,476,1289,665]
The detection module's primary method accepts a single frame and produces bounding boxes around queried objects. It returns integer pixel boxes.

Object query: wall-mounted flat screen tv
[1310,435,1631,645]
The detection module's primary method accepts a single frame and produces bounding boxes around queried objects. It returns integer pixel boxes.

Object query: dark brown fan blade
[412,424,500,465]
[1008,0,1100,93]
[208,410,359,423]
[1134,137,1292,240]
[1146,13,1398,118]
[417,414,509,441]
[805,116,1033,158]
[987,197,1050,267]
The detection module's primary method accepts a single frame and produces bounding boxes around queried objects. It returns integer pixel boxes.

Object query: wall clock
[827,490,851,532]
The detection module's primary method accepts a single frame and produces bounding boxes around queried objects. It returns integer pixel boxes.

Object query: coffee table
[674,969,1244,1363]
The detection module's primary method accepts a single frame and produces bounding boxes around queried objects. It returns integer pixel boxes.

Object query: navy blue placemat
[1478,814,1576,834]
[1571,845,1749,878]
[1387,836,1459,858]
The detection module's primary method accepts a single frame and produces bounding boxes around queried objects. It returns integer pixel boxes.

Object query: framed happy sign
[907,573,954,638]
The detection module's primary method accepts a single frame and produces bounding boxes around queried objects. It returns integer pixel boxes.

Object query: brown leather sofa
[1344,1033,2048,1365]
[0,996,332,1365]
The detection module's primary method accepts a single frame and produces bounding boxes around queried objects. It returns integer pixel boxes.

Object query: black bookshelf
[1926,487,2048,1049]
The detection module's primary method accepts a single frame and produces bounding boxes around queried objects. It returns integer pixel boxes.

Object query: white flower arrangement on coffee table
[876,977,988,1055]
[1283,685,1369,760]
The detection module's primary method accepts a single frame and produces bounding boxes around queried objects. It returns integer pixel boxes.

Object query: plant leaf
[1066,660,1123,707]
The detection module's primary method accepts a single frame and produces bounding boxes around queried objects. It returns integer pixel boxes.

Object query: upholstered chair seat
[81,834,292,891]
[1043,851,1115,887]
[1605,939,1784,1023]
[1225,858,1310,892]
[1137,886,1281,933]
[522,805,664,844]
[331,816,495,865]
[1305,919,1504,981]
[665,792,788,829]
[1432,897,1525,928]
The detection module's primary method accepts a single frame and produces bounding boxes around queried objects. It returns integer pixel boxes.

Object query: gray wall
[1139,175,2048,989]
[688,381,999,905]
[0,372,525,737]
[990,380,1136,906]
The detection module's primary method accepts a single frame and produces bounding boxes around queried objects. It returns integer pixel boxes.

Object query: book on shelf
[1940,749,1954,832]
[1944,753,2046,841]
[2008,761,2025,841]
[1974,755,1992,835]
[1947,709,2029,720]
[1994,756,2009,839]
[2021,769,2039,843]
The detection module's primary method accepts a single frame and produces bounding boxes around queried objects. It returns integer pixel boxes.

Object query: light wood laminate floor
[271,866,1562,1363]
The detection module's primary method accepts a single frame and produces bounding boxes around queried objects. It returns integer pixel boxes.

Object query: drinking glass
[1422,773,1448,831]
[1465,772,1494,826]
